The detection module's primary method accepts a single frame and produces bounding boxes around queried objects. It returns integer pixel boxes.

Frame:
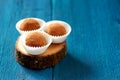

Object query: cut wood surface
[15,38,66,69]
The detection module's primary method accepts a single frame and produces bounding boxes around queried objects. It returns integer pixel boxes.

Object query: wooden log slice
[15,38,67,69]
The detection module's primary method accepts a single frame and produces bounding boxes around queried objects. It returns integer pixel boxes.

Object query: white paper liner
[16,18,46,35]
[43,20,71,43]
[20,31,52,55]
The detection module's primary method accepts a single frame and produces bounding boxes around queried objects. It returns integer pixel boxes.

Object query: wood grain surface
[0,0,120,80]
[0,0,52,80]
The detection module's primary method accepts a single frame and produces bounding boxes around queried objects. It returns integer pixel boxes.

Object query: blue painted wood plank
[52,0,120,80]
[0,0,52,80]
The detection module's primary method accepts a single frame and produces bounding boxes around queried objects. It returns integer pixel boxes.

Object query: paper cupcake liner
[20,31,52,55]
[43,20,71,43]
[16,18,46,35]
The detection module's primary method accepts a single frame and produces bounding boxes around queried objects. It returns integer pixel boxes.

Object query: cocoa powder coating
[20,19,40,31]
[26,32,47,47]
[46,23,66,36]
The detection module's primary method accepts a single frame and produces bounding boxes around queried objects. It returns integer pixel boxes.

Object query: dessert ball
[26,32,47,47]
[46,23,66,36]
[20,18,40,31]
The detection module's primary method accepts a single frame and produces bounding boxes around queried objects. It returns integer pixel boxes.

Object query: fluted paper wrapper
[16,18,45,34]
[43,20,71,43]
[20,31,52,55]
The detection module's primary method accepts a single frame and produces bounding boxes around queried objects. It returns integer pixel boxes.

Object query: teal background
[0,0,120,80]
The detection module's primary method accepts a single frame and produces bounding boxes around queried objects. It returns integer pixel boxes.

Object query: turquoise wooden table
[0,0,120,80]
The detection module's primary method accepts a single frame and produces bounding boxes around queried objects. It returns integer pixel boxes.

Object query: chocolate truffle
[46,23,66,36]
[20,18,40,31]
[26,32,47,47]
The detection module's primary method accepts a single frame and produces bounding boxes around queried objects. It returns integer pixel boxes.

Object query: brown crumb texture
[20,18,40,31]
[26,32,47,47]
[46,22,66,36]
